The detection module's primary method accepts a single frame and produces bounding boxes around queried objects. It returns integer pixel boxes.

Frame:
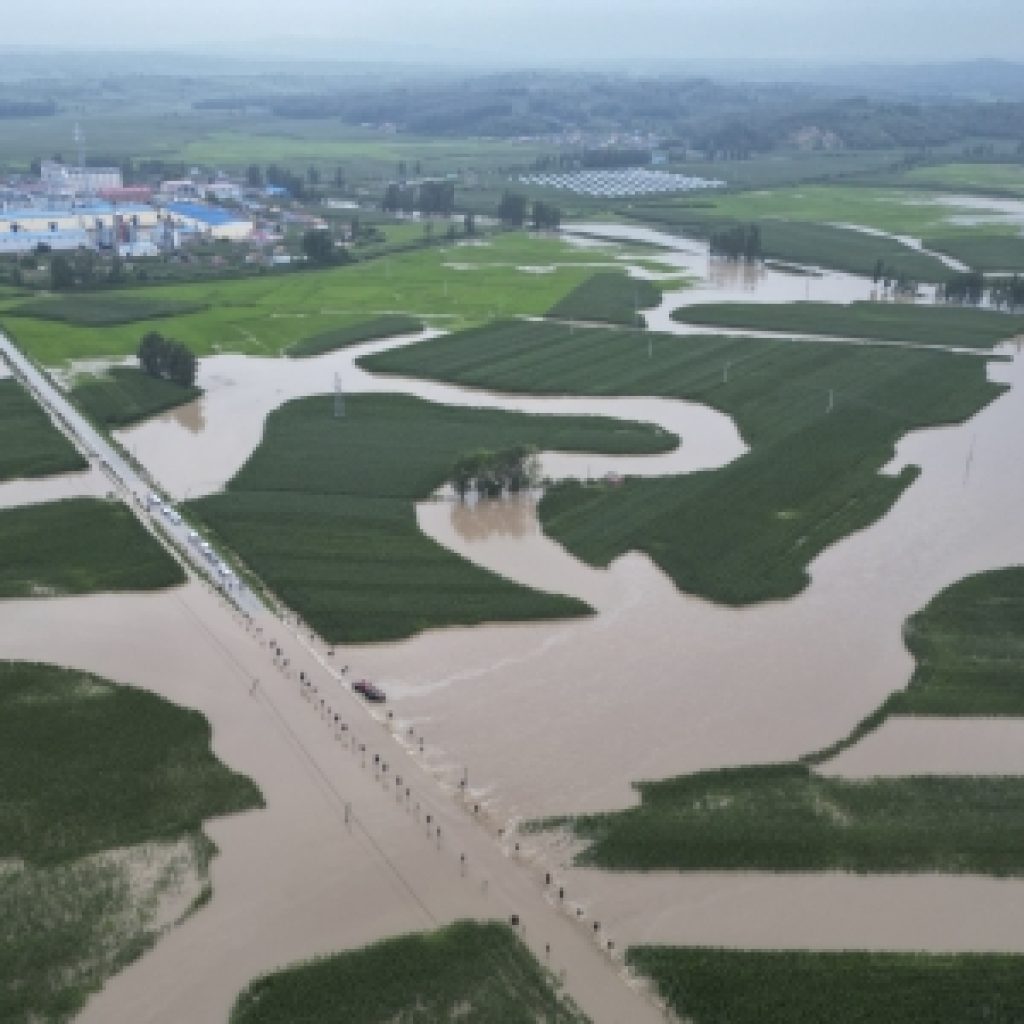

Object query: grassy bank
[285,314,423,357]
[229,921,588,1024]
[190,393,671,642]
[924,233,1024,274]
[361,320,1002,606]
[547,272,662,327]
[0,498,185,597]
[71,366,201,427]
[628,947,1024,1024]
[0,660,262,1023]
[670,301,1024,348]
[0,378,87,480]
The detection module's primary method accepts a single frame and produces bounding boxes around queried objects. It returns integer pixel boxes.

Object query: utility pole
[334,373,345,418]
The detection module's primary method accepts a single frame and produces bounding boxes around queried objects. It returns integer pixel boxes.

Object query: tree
[138,332,198,387]
[498,190,527,227]
[49,254,75,290]
[307,165,321,187]
[333,166,346,188]
[464,212,476,236]
[246,164,263,188]
[450,445,540,499]
[531,201,561,230]
[302,229,335,265]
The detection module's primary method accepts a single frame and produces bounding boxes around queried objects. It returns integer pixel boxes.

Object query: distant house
[41,160,122,195]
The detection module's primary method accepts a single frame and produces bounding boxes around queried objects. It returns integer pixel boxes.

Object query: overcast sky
[4,0,1021,63]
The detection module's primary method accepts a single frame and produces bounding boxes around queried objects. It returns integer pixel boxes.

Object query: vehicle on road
[353,679,386,703]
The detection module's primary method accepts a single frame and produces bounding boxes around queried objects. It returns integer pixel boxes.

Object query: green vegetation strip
[71,366,201,428]
[671,301,1024,348]
[547,272,661,327]
[628,947,1024,1024]
[361,321,1002,605]
[0,660,262,1023]
[189,393,671,643]
[0,498,185,597]
[230,920,588,1024]
[285,314,423,357]
[0,377,87,480]
[8,295,207,327]
[539,567,1024,873]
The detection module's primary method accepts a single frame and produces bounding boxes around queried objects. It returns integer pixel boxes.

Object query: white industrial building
[0,202,160,256]
[161,202,253,241]
[40,160,123,195]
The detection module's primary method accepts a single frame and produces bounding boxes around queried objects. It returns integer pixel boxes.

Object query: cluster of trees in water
[450,445,541,498]
[138,332,198,387]
[709,224,762,261]
[498,191,561,230]
[943,271,1024,309]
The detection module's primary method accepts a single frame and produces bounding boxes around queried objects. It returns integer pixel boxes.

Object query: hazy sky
[4,0,1022,62]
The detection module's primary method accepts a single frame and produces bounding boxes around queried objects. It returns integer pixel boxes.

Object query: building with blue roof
[164,202,253,241]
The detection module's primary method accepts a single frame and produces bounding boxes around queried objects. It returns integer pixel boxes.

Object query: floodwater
[117,331,747,501]
[361,344,1024,822]
[829,221,969,273]
[0,467,110,509]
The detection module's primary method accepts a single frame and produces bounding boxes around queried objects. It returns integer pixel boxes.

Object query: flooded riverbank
[0,466,110,509]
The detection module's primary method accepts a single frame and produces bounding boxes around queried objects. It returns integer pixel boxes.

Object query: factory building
[0,202,160,256]
[162,202,253,241]
[40,160,123,195]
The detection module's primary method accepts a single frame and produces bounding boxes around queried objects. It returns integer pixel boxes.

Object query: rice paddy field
[6,296,208,327]
[229,921,588,1024]
[0,498,186,597]
[361,320,1003,606]
[0,660,262,1024]
[70,367,201,427]
[0,378,88,480]
[627,947,1024,1024]
[671,301,1024,347]
[895,161,1024,196]
[188,392,671,642]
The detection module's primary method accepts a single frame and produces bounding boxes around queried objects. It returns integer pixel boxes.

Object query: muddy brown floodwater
[0,466,110,509]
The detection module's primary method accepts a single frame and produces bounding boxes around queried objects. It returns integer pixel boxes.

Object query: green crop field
[286,314,423,357]
[0,660,262,1023]
[361,320,1002,606]
[671,301,1024,348]
[924,233,1024,273]
[547,272,662,326]
[1,232,608,365]
[627,947,1024,1024]
[229,920,588,1024]
[189,393,671,642]
[898,161,1024,196]
[70,367,201,427]
[561,762,1024,873]
[0,378,87,480]
[8,295,208,327]
[0,498,185,597]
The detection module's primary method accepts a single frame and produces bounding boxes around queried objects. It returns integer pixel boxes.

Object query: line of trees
[451,445,541,498]
[381,179,455,215]
[498,190,528,227]
[943,271,1024,309]
[709,223,762,261]
[531,201,561,230]
[138,331,198,387]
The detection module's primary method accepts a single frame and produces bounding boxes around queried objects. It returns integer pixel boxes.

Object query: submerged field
[671,301,1024,348]
[0,378,87,480]
[189,393,671,642]
[361,320,1003,606]
[542,567,1024,873]
[0,498,185,597]
[229,920,587,1024]
[0,660,262,1023]
[628,947,1024,1024]
[71,367,201,428]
